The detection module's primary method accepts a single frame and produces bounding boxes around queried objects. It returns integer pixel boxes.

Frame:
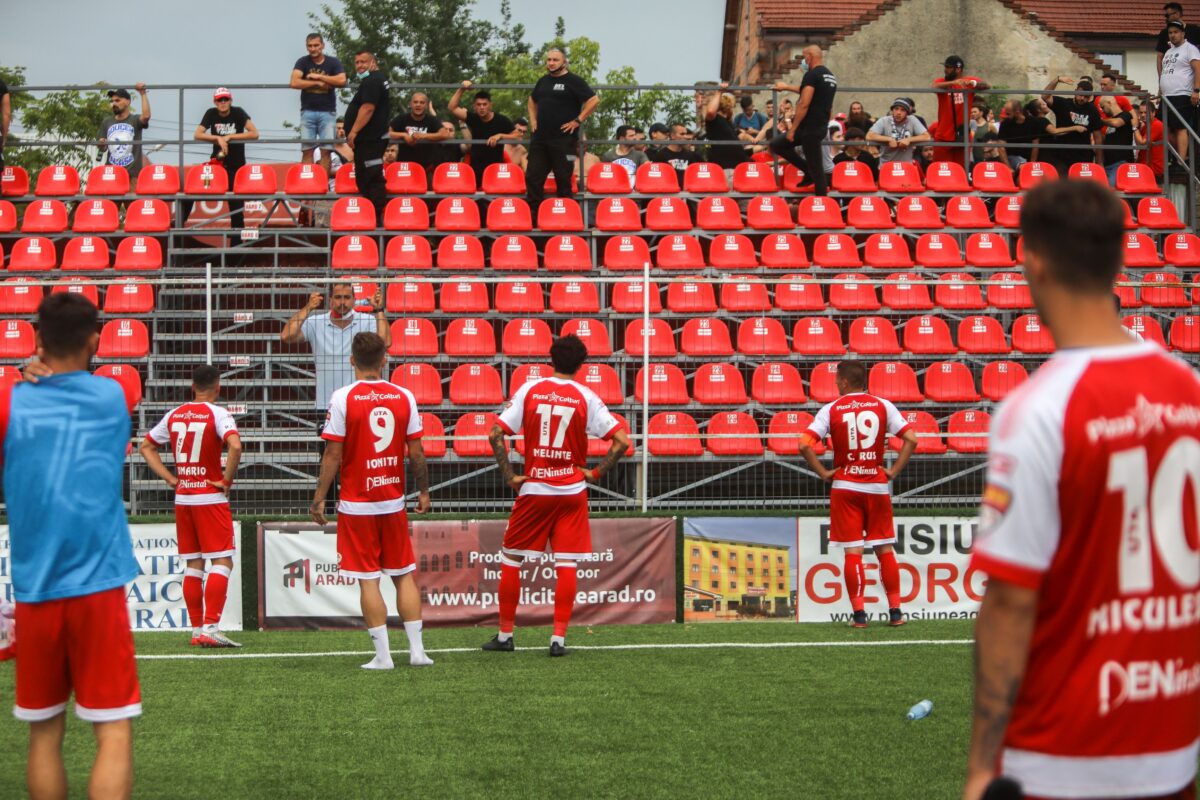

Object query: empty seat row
[0,277,154,314]
[0,318,148,359]
[0,236,163,271]
[3,199,172,234]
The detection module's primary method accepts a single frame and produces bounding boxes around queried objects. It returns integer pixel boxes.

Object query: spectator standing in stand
[99,84,151,179]
[1136,98,1166,181]
[525,48,598,209]
[997,99,1050,168]
[846,100,874,131]
[931,56,989,166]
[1098,97,1138,186]
[1095,72,1133,113]
[290,33,347,177]
[703,86,753,179]
[448,82,518,187]
[189,88,258,231]
[389,92,451,180]
[768,45,838,195]
[506,118,529,170]
[1157,3,1200,75]
[1042,76,1104,171]
[866,97,931,164]
[344,50,390,226]
[1159,20,1200,163]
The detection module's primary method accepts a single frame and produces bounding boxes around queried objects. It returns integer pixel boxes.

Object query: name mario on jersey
[1086,395,1200,443]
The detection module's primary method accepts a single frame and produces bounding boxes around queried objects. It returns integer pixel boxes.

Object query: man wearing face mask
[98,83,151,178]
[769,45,838,196]
[344,50,390,225]
[525,48,598,209]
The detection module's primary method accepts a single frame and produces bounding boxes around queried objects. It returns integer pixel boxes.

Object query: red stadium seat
[124,198,172,233]
[449,364,504,405]
[902,315,955,354]
[775,274,825,311]
[594,197,642,231]
[1011,314,1055,353]
[645,197,692,231]
[696,196,743,230]
[284,164,328,194]
[389,318,438,356]
[894,196,943,229]
[0,320,35,358]
[680,318,734,356]
[935,272,984,310]
[982,361,1028,401]
[987,272,1031,309]
[541,172,578,194]
[831,161,877,192]
[706,412,763,456]
[93,364,142,412]
[965,233,1014,267]
[634,162,680,193]
[103,278,155,314]
[481,163,525,195]
[683,162,730,193]
[385,278,435,313]
[384,235,433,270]
[635,365,689,405]
[655,235,705,270]
[693,362,748,404]
[957,315,1010,354]
[35,164,81,196]
[1122,233,1163,268]
[486,197,533,232]
[560,318,611,356]
[550,281,600,314]
[925,161,970,192]
[945,195,992,228]
[1113,272,1138,308]
[797,196,845,229]
[417,413,446,458]
[431,162,476,194]
[863,233,913,269]
[588,412,633,457]
[537,197,584,231]
[1116,163,1159,193]
[439,277,489,314]
[9,237,56,271]
[768,411,824,456]
[1018,161,1058,189]
[333,163,358,194]
[495,279,544,314]
[577,363,623,404]
[760,234,809,269]
[383,197,430,230]
[878,161,923,193]
[1136,197,1184,230]
[647,412,703,456]
[332,235,379,271]
[793,317,844,354]
[184,163,228,195]
[808,362,841,402]
[924,361,980,402]
[708,234,758,270]
[971,161,1017,192]
[1142,272,1189,307]
[882,272,933,310]
[869,361,924,402]
[61,236,110,271]
[1193,275,1200,305]
[490,235,538,272]
[543,234,591,271]
[894,411,947,454]
[509,363,554,397]
[437,235,485,270]
[993,195,1023,228]
[737,316,790,355]
[22,199,68,233]
[947,410,990,453]
[586,162,632,194]
[751,363,806,405]
[434,197,481,231]
[720,276,771,311]
[914,233,963,267]
[1123,314,1167,346]
[1169,316,1200,352]
[610,279,662,313]
[445,317,497,357]
[604,235,652,272]
[233,164,278,195]
[625,319,677,357]
[385,162,427,194]
[52,277,100,307]
[391,363,443,405]
[452,412,500,458]
[811,234,861,268]
[666,277,716,313]
[0,278,42,314]
[1067,162,1106,183]
[97,318,149,358]
[0,200,15,233]
[1,166,30,197]
[1015,236,1026,264]
[848,316,901,355]
[114,236,162,271]
[85,165,130,196]
[830,273,880,311]
[845,196,893,229]
[746,196,794,230]
[732,161,778,193]
[72,199,120,233]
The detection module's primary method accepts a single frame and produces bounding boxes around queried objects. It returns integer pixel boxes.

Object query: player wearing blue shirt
[1,294,139,799]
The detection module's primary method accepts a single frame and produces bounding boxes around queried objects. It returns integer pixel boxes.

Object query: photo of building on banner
[682,517,797,621]
[260,518,675,628]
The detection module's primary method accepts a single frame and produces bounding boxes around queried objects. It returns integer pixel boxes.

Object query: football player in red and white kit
[140,365,244,648]
[310,332,433,669]
[964,181,1200,800]
[800,360,919,628]
[483,335,630,656]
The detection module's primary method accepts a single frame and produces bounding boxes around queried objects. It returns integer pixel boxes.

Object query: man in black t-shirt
[768,46,838,195]
[345,51,391,225]
[188,88,258,230]
[1158,3,1200,75]
[997,99,1050,168]
[1042,76,1104,169]
[388,92,452,176]
[448,81,519,187]
[1098,96,1137,186]
[649,122,704,182]
[525,48,598,208]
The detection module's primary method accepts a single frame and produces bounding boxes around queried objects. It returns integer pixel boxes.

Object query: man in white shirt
[1160,19,1200,161]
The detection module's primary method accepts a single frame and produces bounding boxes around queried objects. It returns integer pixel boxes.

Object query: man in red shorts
[964,181,1200,800]
[483,334,630,656]
[931,55,989,166]
[140,364,244,647]
[800,360,919,627]
[310,332,433,669]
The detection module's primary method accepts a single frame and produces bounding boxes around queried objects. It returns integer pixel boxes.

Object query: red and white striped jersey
[804,392,910,494]
[971,342,1200,798]
[146,402,238,506]
[497,377,619,497]
[322,380,422,515]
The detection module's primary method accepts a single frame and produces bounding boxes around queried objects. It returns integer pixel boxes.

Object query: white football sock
[497,631,512,642]
[550,635,565,647]
[404,620,433,666]
[362,624,394,670]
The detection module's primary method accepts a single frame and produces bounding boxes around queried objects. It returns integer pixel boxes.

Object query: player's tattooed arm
[586,428,630,481]
[407,439,432,513]
[489,425,524,490]
[963,579,1038,800]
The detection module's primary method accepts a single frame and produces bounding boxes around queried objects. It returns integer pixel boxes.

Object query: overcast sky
[1,0,724,162]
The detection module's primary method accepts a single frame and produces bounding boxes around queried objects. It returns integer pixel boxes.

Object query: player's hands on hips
[164,474,179,489]
[559,119,580,134]
[310,500,327,526]
[206,478,227,492]
[22,357,53,384]
[414,491,432,514]
[507,474,527,491]
[816,466,835,482]
[582,468,598,482]
[883,465,900,481]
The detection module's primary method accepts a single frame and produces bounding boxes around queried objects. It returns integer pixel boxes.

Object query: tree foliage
[0,65,111,173]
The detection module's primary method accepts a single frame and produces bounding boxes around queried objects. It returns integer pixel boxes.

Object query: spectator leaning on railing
[185,87,258,231]
[99,84,151,178]
[389,92,450,182]
[1041,76,1104,171]
[291,32,347,176]
[1098,96,1137,186]
[997,99,1049,168]
[448,82,519,187]
[865,97,931,165]
[1136,97,1165,180]
[931,55,989,166]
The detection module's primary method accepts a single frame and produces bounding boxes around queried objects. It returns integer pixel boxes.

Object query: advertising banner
[259,518,676,629]
[0,523,243,632]
[682,517,798,622]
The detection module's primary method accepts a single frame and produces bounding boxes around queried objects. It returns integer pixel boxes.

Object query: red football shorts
[14,586,141,723]
[829,488,897,547]
[501,491,591,560]
[176,502,236,559]
[337,511,415,579]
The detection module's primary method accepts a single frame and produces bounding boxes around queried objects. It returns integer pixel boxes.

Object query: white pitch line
[137,639,974,661]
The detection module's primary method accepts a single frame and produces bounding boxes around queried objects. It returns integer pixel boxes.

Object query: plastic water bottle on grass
[906,699,933,720]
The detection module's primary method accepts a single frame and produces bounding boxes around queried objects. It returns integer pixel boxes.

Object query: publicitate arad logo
[283,559,311,593]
